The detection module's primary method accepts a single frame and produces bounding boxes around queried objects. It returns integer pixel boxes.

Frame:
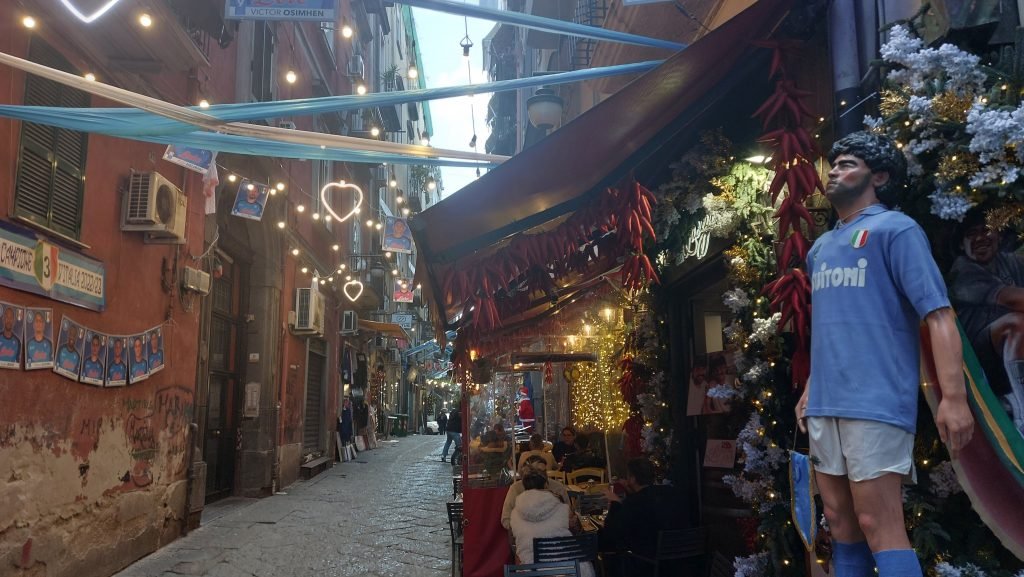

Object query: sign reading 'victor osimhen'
[0,221,105,311]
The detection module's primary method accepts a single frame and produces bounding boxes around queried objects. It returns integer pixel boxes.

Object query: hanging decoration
[58,0,123,23]
[342,280,364,302]
[320,181,363,224]
[753,39,822,388]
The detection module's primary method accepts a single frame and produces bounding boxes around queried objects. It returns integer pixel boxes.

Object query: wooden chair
[567,467,605,485]
[625,528,705,577]
[504,560,581,577]
[446,501,465,577]
[452,475,463,500]
[546,470,566,484]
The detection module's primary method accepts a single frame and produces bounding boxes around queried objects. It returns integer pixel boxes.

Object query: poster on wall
[230,179,270,221]
[106,336,128,387]
[79,331,107,386]
[147,327,165,374]
[54,317,85,380]
[0,302,24,369]
[703,439,737,468]
[393,278,414,303]
[0,221,106,311]
[382,216,414,254]
[947,214,1024,442]
[128,334,150,384]
[24,308,54,370]
[163,145,216,175]
[686,352,735,416]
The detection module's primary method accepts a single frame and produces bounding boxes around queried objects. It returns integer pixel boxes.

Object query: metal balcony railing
[167,1,212,60]
[569,0,607,70]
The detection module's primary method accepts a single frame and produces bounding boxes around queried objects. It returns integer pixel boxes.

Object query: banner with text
[225,0,337,21]
[0,221,105,311]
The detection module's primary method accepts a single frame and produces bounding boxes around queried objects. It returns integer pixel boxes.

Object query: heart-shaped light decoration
[59,0,125,23]
[343,280,364,302]
[321,181,363,224]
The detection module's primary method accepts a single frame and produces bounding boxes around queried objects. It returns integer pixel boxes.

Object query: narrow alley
[114,435,453,577]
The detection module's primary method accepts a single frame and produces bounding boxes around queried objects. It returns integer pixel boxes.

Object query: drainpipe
[182,422,198,535]
[829,0,863,137]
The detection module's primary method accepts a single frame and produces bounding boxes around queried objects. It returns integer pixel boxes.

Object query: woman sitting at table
[510,472,595,577]
[518,433,557,471]
[502,455,572,531]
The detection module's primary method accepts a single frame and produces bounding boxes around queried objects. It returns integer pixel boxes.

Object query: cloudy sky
[412,4,495,198]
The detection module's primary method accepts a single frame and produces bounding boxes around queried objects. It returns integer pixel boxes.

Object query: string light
[276,182,285,191]
[84,73,96,82]
[296,204,305,213]
[22,15,36,28]
[199,99,210,109]
[138,13,152,27]
[285,70,297,84]
[370,127,380,137]
[277,221,286,229]
[341,22,353,38]
[291,248,300,256]
[408,66,418,79]
[356,84,367,95]
[332,244,340,251]
[227,174,237,182]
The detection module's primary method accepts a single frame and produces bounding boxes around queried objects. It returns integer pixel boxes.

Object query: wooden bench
[300,456,331,479]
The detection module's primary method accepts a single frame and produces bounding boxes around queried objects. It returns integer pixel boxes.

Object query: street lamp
[526,87,564,131]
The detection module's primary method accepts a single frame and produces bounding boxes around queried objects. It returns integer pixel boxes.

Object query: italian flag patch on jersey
[850,229,869,248]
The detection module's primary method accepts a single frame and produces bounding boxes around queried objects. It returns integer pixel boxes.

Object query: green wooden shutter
[13,39,88,239]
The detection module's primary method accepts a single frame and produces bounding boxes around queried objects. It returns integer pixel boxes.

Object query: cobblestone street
[115,435,454,577]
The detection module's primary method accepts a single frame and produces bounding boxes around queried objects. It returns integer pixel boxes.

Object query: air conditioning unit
[294,287,325,335]
[181,266,211,296]
[347,54,365,78]
[340,310,358,334]
[121,171,187,243]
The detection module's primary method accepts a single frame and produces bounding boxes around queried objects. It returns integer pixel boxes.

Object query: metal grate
[569,0,607,70]
[126,173,154,222]
[304,349,326,449]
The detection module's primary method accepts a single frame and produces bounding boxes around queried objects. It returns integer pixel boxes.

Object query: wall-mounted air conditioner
[340,310,358,334]
[293,287,325,335]
[121,171,187,244]
[347,54,364,78]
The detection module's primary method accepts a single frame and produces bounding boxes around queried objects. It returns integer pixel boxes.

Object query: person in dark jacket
[437,410,448,435]
[600,458,687,577]
[442,407,462,461]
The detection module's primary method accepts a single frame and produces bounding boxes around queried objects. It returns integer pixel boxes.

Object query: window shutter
[14,39,88,238]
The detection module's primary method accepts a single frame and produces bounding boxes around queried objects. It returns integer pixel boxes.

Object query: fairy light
[138,13,152,27]
[277,221,286,229]
[285,70,297,84]
[199,99,210,109]
[22,16,36,28]
[227,174,237,183]
[296,204,305,213]
[356,84,367,95]
[84,73,96,82]
[291,248,300,256]
[332,244,340,251]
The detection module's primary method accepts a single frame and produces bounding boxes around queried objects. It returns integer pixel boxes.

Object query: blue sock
[833,541,874,577]
[874,549,923,577]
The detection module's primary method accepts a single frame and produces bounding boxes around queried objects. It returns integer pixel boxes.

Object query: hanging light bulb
[296,204,305,213]
[227,174,237,183]
[22,15,36,29]
[332,244,340,251]
[277,221,286,229]
[356,84,367,95]
[291,248,300,256]
[427,178,436,191]
[407,66,418,79]
[199,99,210,108]
[341,22,353,38]
[301,266,308,274]
[138,13,153,27]
[84,73,96,82]
[285,70,297,84]
[370,126,380,137]
[459,35,474,60]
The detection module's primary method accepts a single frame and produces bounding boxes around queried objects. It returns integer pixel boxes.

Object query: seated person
[553,426,581,465]
[562,433,605,472]
[502,455,571,531]
[479,430,510,474]
[600,458,688,577]
[509,472,595,577]
[518,433,557,471]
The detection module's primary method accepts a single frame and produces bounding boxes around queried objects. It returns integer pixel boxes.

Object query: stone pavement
[115,434,456,577]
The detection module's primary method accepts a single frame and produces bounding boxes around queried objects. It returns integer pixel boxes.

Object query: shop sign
[0,221,105,311]
[392,313,414,329]
[224,0,337,22]
[681,215,712,262]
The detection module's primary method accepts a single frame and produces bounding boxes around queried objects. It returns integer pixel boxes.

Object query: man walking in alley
[797,132,974,577]
[441,406,461,462]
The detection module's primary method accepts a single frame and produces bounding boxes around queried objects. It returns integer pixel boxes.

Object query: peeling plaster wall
[0,11,210,577]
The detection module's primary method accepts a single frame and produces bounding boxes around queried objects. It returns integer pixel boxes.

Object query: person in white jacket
[509,472,595,577]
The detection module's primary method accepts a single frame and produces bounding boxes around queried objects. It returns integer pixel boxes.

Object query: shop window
[14,39,89,239]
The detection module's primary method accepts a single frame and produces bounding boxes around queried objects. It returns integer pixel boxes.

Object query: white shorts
[807,417,916,483]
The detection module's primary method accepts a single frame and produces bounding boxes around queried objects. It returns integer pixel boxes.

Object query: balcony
[568,0,607,70]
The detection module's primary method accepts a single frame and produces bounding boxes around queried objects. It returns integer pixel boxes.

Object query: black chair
[452,475,463,500]
[446,501,464,577]
[534,534,600,576]
[504,560,582,577]
[625,527,705,577]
